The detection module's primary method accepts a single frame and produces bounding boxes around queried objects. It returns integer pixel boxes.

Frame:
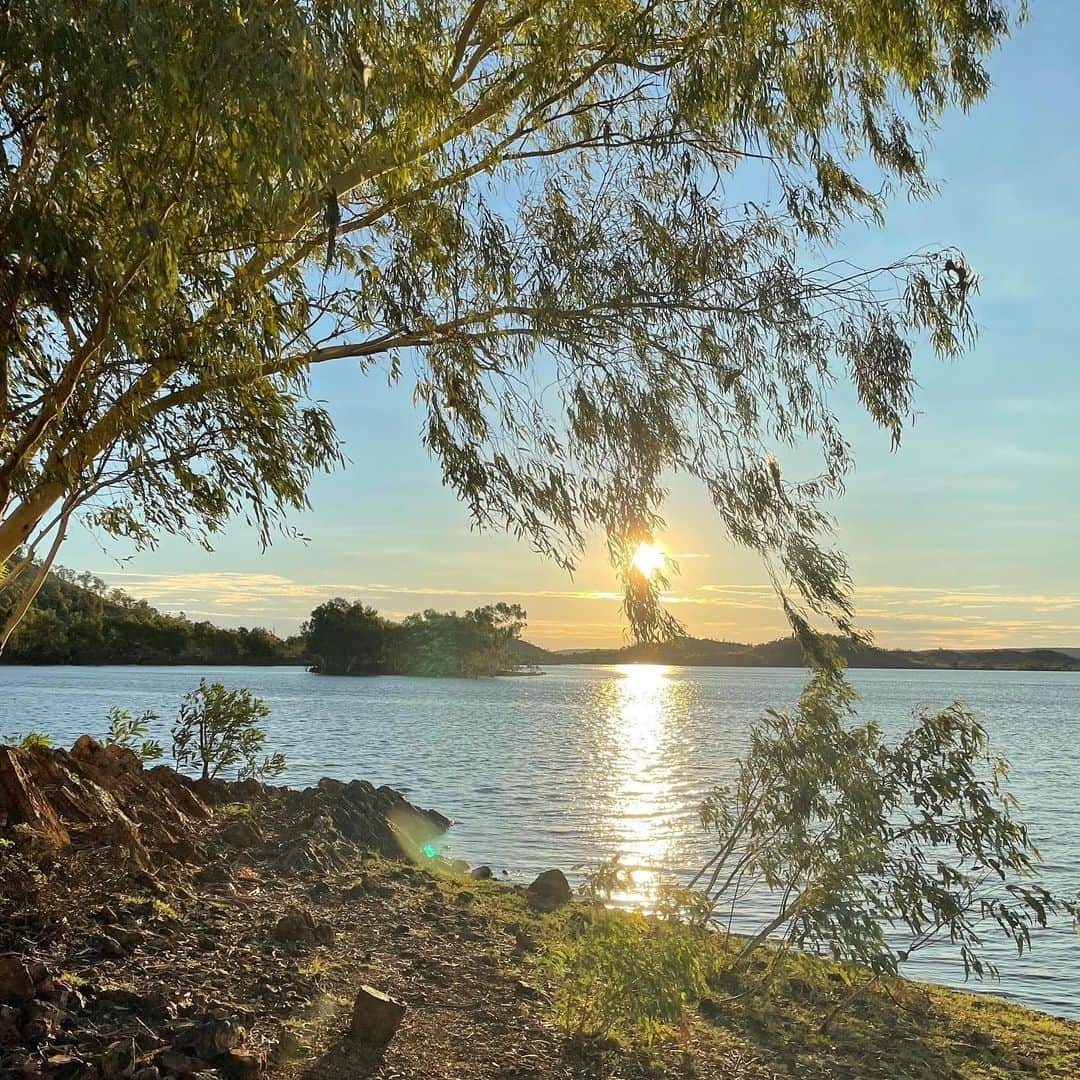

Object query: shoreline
[2,740,1078,1078]
[6,659,1080,673]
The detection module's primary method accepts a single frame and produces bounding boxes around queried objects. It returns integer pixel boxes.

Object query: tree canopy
[303,597,527,676]
[0,0,1014,645]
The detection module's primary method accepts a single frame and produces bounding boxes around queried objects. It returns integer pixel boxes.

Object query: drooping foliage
[0,1,1015,641]
[694,670,1078,986]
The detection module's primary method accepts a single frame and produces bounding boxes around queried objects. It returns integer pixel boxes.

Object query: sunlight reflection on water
[2,662,1078,1017]
[596,665,681,904]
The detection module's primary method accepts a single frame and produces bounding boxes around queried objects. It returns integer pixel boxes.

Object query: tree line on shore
[0,562,526,677]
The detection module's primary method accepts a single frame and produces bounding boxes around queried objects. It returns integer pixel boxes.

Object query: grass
[453,878,1080,1079]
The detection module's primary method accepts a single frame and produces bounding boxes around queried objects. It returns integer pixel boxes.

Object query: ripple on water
[1,662,1078,1018]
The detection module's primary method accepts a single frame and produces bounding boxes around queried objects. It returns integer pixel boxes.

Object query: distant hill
[517,635,1080,672]
[0,564,303,666]
[6,564,1078,673]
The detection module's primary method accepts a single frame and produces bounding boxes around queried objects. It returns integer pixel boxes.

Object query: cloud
[94,570,1080,649]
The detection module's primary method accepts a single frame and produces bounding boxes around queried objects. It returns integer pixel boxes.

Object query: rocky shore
[3,739,1080,1080]
[0,738,577,1079]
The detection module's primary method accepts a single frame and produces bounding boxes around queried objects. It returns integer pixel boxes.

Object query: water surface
[2,663,1077,1017]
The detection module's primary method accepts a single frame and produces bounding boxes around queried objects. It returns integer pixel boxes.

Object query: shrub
[695,669,1079,1012]
[171,680,284,782]
[103,706,162,763]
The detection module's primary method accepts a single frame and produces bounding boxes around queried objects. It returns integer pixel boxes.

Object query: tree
[394,601,527,675]
[302,597,528,676]
[171,679,284,781]
[0,1,1012,646]
[692,670,1078,1020]
[302,597,388,674]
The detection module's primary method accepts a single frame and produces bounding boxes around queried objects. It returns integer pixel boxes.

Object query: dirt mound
[0,737,211,871]
[0,739,449,884]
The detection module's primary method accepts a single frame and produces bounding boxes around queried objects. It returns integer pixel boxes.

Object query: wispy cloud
[94,570,1080,649]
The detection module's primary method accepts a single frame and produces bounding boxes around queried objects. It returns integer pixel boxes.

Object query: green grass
[458,881,1080,1079]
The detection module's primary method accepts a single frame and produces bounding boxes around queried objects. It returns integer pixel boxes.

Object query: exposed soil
[3,740,1080,1080]
[0,739,683,1079]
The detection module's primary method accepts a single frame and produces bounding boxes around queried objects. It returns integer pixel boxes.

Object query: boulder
[526,869,572,910]
[0,746,70,849]
[0,740,210,870]
[348,985,406,1044]
[470,865,493,880]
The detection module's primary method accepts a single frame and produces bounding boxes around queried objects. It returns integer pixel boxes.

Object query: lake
[2,663,1078,1018]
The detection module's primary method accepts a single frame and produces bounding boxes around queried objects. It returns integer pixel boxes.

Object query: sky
[60,3,1080,651]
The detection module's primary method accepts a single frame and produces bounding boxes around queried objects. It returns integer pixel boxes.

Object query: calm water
[2,663,1078,1017]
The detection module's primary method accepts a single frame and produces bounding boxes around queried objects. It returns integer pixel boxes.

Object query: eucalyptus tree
[0,0,1011,645]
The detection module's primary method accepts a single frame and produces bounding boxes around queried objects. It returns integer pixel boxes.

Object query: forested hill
[514,636,1080,672]
[0,566,302,666]
[4,567,1078,672]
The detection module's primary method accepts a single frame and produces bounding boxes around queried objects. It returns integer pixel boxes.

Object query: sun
[630,541,666,578]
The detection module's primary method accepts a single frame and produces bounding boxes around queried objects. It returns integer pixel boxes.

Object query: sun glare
[630,541,666,578]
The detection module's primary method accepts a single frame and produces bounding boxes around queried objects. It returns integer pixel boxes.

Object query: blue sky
[64,3,1080,649]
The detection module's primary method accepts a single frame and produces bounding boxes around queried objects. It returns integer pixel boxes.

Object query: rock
[194,862,230,885]
[104,925,148,950]
[215,1051,264,1079]
[22,1001,61,1044]
[191,1019,245,1061]
[141,989,178,1021]
[270,907,315,944]
[0,1003,22,1045]
[341,874,390,899]
[220,818,263,849]
[698,997,723,1021]
[154,1049,207,1077]
[422,807,453,831]
[135,1031,167,1053]
[132,1069,161,1080]
[526,868,572,910]
[348,985,407,1044]
[470,865,493,880]
[0,956,36,1002]
[101,1038,137,1079]
[0,746,71,850]
[44,1055,89,1080]
[94,933,126,957]
[270,906,333,946]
